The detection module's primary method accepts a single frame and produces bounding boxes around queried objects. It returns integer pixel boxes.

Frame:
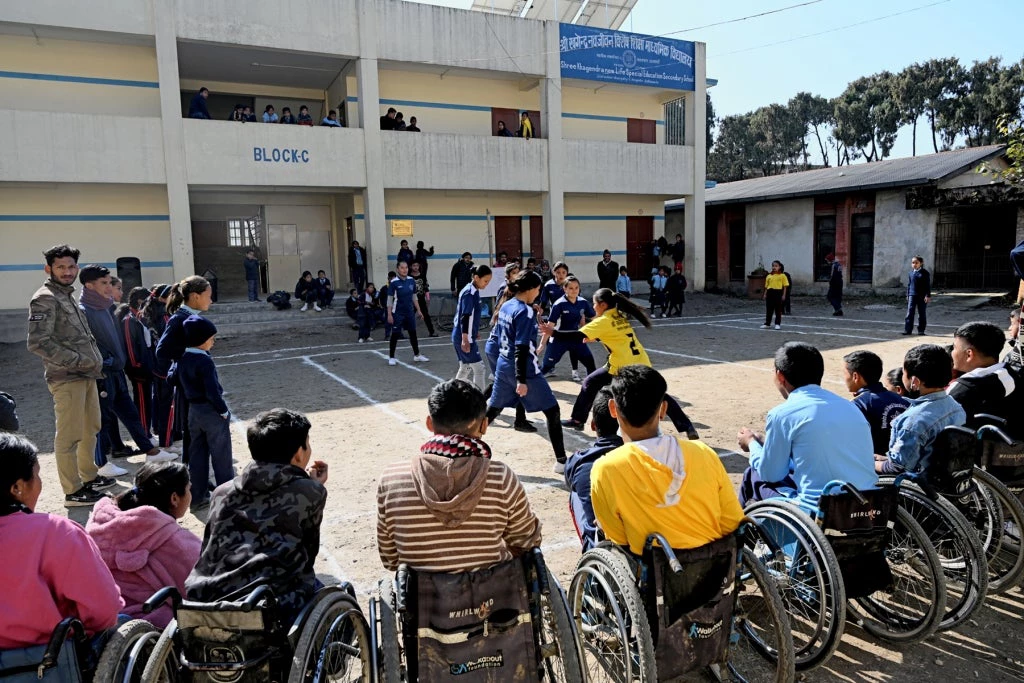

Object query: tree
[949,58,1024,147]
[707,113,756,182]
[893,63,928,156]
[789,92,834,166]
[918,57,965,152]
[749,103,805,175]
[832,73,900,162]
[982,115,1024,185]
[706,92,716,158]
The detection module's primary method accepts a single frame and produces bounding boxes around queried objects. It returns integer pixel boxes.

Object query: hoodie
[85,497,201,627]
[376,452,542,573]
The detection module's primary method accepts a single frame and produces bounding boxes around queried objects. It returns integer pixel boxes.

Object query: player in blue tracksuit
[485,270,567,473]
[452,265,493,391]
[539,261,570,313]
[484,262,532,432]
[387,262,427,365]
[539,275,597,381]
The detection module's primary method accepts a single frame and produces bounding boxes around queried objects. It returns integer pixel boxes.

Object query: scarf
[420,434,492,460]
[80,286,113,311]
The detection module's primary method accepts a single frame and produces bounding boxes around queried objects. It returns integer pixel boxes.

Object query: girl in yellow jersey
[561,288,698,438]
[762,260,789,330]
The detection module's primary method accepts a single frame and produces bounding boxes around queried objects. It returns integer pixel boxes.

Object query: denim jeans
[247,278,259,302]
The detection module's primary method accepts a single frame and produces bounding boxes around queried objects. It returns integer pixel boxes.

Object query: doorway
[626,216,654,279]
[529,216,544,260]
[934,206,1018,289]
[494,216,523,262]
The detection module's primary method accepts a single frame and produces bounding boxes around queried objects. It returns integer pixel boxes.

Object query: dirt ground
[4,291,1022,682]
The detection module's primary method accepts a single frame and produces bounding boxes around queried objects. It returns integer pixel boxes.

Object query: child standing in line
[387,262,429,365]
[410,262,438,338]
[761,261,789,330]
[122,287,156,436]
[665,266,687,317]
[169,316,233,513]
[538,276,597,382]
[453,265,493,390]
[616,266,632,299]
[143,285,175,449]
[649,266,669,318]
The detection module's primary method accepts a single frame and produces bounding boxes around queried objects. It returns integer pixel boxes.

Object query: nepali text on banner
[558,24,695,91]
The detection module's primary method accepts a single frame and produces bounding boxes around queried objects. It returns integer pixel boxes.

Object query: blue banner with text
[558,24,695,91]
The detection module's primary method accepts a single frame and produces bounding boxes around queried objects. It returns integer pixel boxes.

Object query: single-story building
[667,145,1024,294]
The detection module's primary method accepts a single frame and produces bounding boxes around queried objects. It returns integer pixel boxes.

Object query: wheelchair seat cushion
[0,641,82,683]
[918,426,977,501]
[819,488,897,599]
[412,558,538,681]
[641,534,737,678]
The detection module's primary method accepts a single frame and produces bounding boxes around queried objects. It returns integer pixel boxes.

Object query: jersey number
[626,333,641,355]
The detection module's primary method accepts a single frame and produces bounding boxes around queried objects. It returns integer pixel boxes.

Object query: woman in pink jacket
[0,434,123,649]
[86,462,201,628]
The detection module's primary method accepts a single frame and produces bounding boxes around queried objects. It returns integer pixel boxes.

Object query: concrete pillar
[1017,207,1024,302]
[153,0,194,281]
[683,42,707,290]
[541,21,565,263]
[356,0,388,284]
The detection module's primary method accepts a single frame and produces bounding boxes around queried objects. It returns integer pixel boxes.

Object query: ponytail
[166,275,210,315]
[116,461,190,517]
[471,264,492,279]
[594,288,651,328]
[506,270,543,294]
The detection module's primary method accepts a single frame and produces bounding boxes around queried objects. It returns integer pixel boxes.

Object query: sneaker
[553,461,566,475]
[543,369,556,378]
[901,331,913,336]
[85,476,116,490]
[571,370,582,382]
[96,462,128,477]
[357,338,366,344]
[388,357,397,366]
[514,420,538,433]
[366,336,373,342]
[301,303,309,312]
[760,324,769,329]
[65,487,104,507]
[146,450,178,463]
[429,332,439,338]
[165,444,183,454]
[110,447,138,458]
[314,305,322,312]
[561,418,584,431]
[686,430,701,441]
[774,324,781,330]
[414,355,430,362]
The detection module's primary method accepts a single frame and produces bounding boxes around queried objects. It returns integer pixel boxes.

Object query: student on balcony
[517,111,534,139]
[297,105,314,126]
[262,105,279,123]
[188,87,211,120]
[393,112,407,131]
[406,116,421,132]
[228,104,244,122]
[380,107,397,130]
[242,106,257,122]
[496,121,514,137]
[279,107,296,124]
[321,110,342,128]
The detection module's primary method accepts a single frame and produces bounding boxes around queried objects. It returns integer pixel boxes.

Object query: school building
[0,0,708,320]
[667,145,1023,295]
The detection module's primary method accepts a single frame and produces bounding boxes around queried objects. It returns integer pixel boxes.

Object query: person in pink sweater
[0,434,123,649]
[86,462,201,628]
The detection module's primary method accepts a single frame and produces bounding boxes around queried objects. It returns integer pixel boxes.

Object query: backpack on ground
[267,291,292,310]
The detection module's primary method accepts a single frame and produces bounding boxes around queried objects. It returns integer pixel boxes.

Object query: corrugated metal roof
[675,145,1005,208]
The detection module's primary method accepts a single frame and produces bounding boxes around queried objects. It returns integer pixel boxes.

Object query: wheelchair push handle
[820,480,867,504]
[531,548,552,596]
[38,617,85,678]
[395,565,410,614]
[242,584,273,611]
[644,533,684,574]
[975,423,1017,446]
[143,586,182,614]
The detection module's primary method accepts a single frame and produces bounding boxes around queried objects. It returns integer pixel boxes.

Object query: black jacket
[122,312,155,381]
[295,278,316,300]
[450,260,474,293]
[348,246,368,270]
[597,260,619,291]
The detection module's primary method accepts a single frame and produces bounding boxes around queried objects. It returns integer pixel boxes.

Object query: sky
[415,0,1024,162]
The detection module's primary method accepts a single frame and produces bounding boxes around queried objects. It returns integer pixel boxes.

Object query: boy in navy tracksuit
[171,315,234,510]
[564,388,623,551]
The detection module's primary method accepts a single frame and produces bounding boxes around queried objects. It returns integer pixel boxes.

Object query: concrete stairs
[202,299,353,337]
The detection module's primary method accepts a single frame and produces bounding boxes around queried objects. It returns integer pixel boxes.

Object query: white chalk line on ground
[704,322,890,343]
[782,313,959,329]
[644,346,845,387]
[218,341,452,367]
[737,318,920,335]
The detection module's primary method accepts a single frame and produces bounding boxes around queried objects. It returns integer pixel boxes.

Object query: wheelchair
[568,528,795,682]
[0,617,163,683]
[371,549,584,682]
[971,416,1024,592]
[744,482,946,672]
[139,583,374,682]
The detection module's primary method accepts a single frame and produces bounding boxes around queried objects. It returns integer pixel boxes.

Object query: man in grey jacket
[26,245,110,506]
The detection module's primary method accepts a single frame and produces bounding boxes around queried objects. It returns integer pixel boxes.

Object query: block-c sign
[253,147,310,163]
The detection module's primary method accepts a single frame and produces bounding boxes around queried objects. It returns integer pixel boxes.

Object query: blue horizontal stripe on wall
[349,96,664,123]
[565,215,665,221]
[562,112,665,125]
[0,70,159,89]
[354,214,663,222]
[0,261,173,272]
[566,250,627,257]
[0,214,169,222]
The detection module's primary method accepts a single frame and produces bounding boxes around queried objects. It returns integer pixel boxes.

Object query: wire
[711,0,953,58]
[659,0,825,37]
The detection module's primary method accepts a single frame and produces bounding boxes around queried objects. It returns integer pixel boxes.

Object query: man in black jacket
[450,252,474,294]
[596,250,619,291]
[348,240,368,291]
[380,107,397,130]
[949,321,1024,436]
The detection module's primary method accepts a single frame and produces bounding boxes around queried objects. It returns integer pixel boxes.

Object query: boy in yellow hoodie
[591,365,744,554]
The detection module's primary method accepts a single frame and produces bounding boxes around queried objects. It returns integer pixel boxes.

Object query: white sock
[455,362,472,382]
[469,362,487,391]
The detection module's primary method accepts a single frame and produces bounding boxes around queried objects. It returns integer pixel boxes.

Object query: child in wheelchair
[185,408,330,623]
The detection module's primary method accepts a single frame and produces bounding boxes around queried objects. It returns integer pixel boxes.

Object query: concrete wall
[563,194,665,280]
[380,133,548,192]
[0,183,174,310]
[0,0,152,37]
[0,35,160,116]
[939,160,1010,189]
[744,198,814,285]
[182,119,366,188]
[0,111,165,184]
[561,84,667,143]
[874,189,936,289]
[562,140,694,196]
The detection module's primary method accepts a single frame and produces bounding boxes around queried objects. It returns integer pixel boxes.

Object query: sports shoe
[97,462,128,477]
[901,331,913,336]
[686,430,701,441]
[561,418,584,431]
[110,447,139,458]
[543,369,556,378]
[388,357,397,366]
[774,324,781,330]
[65,487,104,507]
[833,311,844,317]
[429,332,439,338]
[414,355,430,362]
[553,461,566,475]
[146,450,178,463]
[357,338,366,344]
[760,324,769,329]
[514,420,538,433]
[571,370,582,382]
[301,303,309,312]
[85,476,117,490]
[314,305,322,312]
[165,444,183,454]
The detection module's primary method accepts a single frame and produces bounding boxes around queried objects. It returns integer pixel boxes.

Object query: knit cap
[183,315,217,347]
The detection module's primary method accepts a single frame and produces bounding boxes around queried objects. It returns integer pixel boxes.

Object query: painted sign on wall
[253,147,310,163]
[558,24,695,91]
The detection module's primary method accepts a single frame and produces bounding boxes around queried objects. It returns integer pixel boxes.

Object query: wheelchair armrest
[644,533,683,574]
[530,548,551,597]
[38,618,85,677]
[977,424,1017,447]
[143,586,182,614]
[974,413,1007,428]
[242,584,274,611]
[395,565,410,614]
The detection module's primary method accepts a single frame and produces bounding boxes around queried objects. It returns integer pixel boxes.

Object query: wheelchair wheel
[848,508,946,643]
[375,579,404,683]
[717,550,795,683]
[288,591,374,683]
[888,481,989,630]
[743,501,845,671]
[536,568,585,683]
[971,468,1024,593]
[569,546,657,682]
[139,620,178,683]
[435,297,455,333]
[94,619,164,683]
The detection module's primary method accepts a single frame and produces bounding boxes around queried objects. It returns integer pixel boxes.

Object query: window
[664,97,685,146]
[227,218,261,248]
[728,219,746,281]
[814,215,836,281]
[850,214,875,283]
